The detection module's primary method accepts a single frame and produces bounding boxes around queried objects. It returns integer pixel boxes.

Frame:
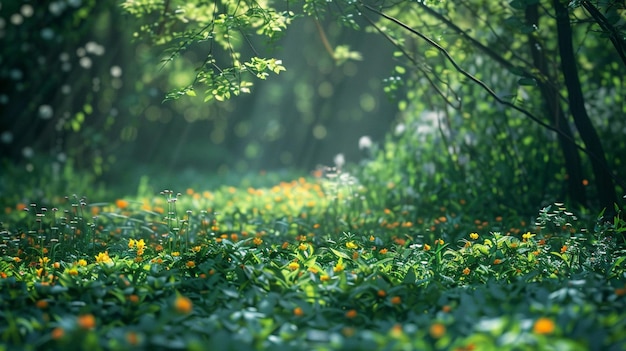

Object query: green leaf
[518,78,536,86]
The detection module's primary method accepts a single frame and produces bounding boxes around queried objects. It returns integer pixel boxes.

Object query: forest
[1,0,625,350]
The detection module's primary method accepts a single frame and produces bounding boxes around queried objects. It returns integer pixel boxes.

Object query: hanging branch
[359,2,626,191]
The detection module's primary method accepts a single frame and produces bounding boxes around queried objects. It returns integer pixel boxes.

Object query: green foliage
[0,168,625,350]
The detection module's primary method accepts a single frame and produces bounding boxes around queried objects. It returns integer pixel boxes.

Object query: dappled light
[1,0,625,350]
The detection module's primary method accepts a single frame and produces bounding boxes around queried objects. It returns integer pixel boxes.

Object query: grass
[1,169,625,350]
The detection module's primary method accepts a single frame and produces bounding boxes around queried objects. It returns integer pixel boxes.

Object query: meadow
[1,167,625,351]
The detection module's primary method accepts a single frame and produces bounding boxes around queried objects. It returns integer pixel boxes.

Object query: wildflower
[288,262,300,271]
[345,309,358,319]
[67,267,78,276]
[51,327,65,340]
[128,239,136,249]
[77,314,96,330]
[493,259,502,265]
[469,233,479,240]
[282,242,289,249]
[95,252,112,265]
[293,307,304,317]
[126,331,139,346]
[39,257,50,266]
[614,286,626,296]
[186,261,196,268]
[522,231,534,241]
[116,199,129,210]
[533,317,555,334]
[174,295,193,314]
[333,262,345,273]
[442,305,452,313]
[171,252,180,257]
[352,251,359,260]
[369,235,375,241]
[379,248,388,254]
[307,267,319,274]
[429,323,446,339]
[463,267,471,275]
[390,296,402,305]
[560,245,567,253]
[342,327,355,337]
[298,243,308,251]
[0,272,7,279]
[377,289,387,298]
[253,237,263,246]
[36,299,48,309]
[128,294,139,303]
[390,324,403,338]
[13,257,22,263]
[424,244,431,251]
[320,275,330,282]
[346,241,358,249]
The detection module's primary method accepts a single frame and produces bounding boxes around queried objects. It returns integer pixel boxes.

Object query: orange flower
[36,299,48,309]
[429,323,446,338]
[560,245,567,254]
[390,296,402,305]
[115,199,129,210]
[186,261,196,268]
[77,314,96,330]
[293,307,304,317]
[533,317,555,334]
[423,244,431,251]
[345,309,357,319]
[51,327,65,340]
[253,237,263,246]
[379,248,388,254]
[377,289,387,298]
[126,331,139,345]
[462,267,471,275]
[174,295,193,314]
[493,259,502,265]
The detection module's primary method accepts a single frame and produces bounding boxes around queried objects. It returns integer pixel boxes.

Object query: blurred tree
[0,1,126,174]
[121,0,625,213]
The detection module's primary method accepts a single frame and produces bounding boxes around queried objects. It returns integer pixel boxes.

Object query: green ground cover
[1,171,625,350]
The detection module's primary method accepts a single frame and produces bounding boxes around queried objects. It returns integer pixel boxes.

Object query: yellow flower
[77,259,87,267]
[346,241,358,249]
[288,262,300,271]
[298,243,308,251]
[186,261,196,268]
[522,231,535,241]
[95,252,112,265]
[469,232,479,240]
[136,239,146,250]
[67,267,79,276]
[423,244,431,251]
[39,257,50,266]
[128,239,136,249]
[172,252,180,257]
[462,267,471,275]
[253,237,263,246]
[333,262,345,273]
[533,317,555,334]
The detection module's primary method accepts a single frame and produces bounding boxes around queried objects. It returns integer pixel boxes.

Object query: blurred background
[0,1,398,193]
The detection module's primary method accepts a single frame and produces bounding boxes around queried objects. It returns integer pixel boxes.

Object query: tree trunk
[525,4,587,207]
[552,0,618,214]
